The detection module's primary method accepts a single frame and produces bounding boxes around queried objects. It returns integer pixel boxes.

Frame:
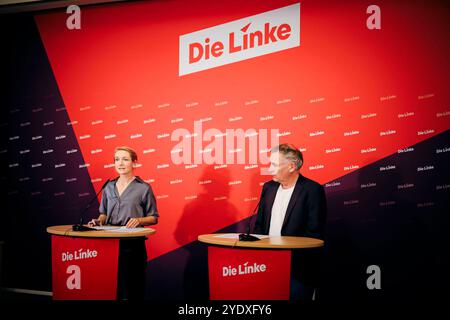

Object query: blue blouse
[99,176,159,226]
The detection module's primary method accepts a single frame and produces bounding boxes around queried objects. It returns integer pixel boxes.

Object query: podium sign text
[208,246,291,300]
[51,235,119,300]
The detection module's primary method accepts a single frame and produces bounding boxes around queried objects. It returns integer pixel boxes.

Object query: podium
[198,233,324,300]
[47,225,155,300]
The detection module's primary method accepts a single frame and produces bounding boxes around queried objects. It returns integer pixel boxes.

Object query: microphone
[72,178,110,231]
[239,188,265,241]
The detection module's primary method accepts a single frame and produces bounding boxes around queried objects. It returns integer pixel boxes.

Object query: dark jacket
[253,174,327,288]
[254,174,327,239]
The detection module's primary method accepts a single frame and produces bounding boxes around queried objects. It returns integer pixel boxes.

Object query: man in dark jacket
[254,143,327,301]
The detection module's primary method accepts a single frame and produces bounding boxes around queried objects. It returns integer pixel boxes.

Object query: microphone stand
[72,179,110,231]
[239,190,264,241]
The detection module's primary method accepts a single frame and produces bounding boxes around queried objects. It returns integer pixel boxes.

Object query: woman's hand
[88,219,102,227]
[126,218,141,228]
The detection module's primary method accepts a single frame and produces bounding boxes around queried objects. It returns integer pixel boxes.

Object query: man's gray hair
[271,143,304,170]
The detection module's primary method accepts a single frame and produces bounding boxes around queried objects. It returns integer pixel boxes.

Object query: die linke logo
[62,249,98,262]
[179,3,300,75]
[62,249,98,290]
[223,261,267,277]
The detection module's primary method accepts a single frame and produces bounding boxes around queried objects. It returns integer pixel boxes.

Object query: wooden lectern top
[198,233,324,249]
[47,225,156,238]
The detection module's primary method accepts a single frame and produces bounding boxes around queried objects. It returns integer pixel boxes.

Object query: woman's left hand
[125,218,141,228]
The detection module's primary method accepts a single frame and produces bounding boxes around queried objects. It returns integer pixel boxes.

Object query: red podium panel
[51,235,119,300]
[208,246,291,300]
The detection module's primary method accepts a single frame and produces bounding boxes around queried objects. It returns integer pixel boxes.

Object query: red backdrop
[35,0,450,260]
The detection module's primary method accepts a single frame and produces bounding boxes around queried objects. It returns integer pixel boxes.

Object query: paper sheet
[107,227,148,233]
[213,233,270,239]
[91,226,121,230]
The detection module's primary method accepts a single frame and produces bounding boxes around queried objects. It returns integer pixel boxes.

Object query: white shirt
[269,184,296,236]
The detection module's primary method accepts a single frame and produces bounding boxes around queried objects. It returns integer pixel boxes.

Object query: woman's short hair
[271,143,303,170]
[114,146,138,162]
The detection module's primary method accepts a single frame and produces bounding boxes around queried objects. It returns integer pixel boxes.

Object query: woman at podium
[88,146,159,300]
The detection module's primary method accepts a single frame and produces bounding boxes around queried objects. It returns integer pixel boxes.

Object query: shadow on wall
[168,167,238,300]
[145,168,263,301]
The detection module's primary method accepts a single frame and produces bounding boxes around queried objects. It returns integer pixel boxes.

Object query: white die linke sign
[179,3,300,76]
